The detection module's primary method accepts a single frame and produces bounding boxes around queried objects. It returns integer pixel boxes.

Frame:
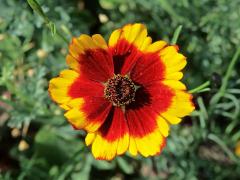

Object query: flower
[49,23,195,160]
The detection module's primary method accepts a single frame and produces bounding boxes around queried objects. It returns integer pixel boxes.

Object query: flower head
[49,23,195,160]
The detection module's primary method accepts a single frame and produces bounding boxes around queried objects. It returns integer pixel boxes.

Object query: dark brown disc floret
[104,74,136,106]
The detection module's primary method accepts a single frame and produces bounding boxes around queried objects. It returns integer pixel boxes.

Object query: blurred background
[0,0,240,179]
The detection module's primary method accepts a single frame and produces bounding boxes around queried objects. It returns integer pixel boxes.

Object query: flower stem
[27,0,69,44]
[171,25,182,44]
[189,81,210,94]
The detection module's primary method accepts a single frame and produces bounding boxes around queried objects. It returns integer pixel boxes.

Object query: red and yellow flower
[49,23,195,160]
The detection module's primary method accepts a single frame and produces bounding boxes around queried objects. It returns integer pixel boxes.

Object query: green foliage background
[0,0,240,179]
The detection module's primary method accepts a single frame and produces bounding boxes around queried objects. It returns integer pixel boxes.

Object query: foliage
[0,0,240,179]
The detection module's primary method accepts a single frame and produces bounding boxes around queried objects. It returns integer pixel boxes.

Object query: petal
[65,97,112,132]
[125,82,174,156]
[142,81,194,125]
[108,29,121,47]
[125,86,170,156]
[157,116,170,137]
[109,23,148,49]
[49,69,105,108]
[133,130,166,157]
[161,113,182,124]
[159,46,187,76]
[164,72,183,80]
[137,82,175,114]
[68,34,114,82]
[91,134,118,160]
[130,52,166,85]
[85,132,96,146]
[66,55,79,72]
[111,39,143,75]
[68,75,105,98]
[140,37,152,51]
[145,40,167,53]
[130,44,187,85]
[92,34,108,50]
[160,90,195,124]
[49,69,111,132]
[125,105,166,157]
[108,23,149,75]
[88,107,129,160]
[162,80,186,90]
[48,69,79,105]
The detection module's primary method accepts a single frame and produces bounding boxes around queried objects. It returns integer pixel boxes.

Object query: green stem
[56,29,69,43]
[171,25,183,44]
[197,97,207,129]
[219,47,240,95]
[210,47,240,106]
[27,0,69,44]
[151,157,158,175]
[27,0,50,22]
[189,81,210,94]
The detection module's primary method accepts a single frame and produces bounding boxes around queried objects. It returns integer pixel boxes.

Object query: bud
[37,49,47,59]
[27,69,35,77]
[11,128,21,138]
[60,48,67,55]
[18,140,29,151]
[0,34,5,41]
[99,14,109,23]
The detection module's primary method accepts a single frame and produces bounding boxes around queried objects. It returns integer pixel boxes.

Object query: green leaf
[34,126,84,165]
[117,157,134,174]
[171,25,183,44]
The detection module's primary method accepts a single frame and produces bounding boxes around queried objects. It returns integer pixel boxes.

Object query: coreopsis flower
[49,23,195,160]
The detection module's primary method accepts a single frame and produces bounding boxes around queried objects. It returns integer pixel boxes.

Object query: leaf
[34,126,84,165]
[117,157,134,174]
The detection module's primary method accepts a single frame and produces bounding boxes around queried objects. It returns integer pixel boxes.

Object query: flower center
[104,74,136,106]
